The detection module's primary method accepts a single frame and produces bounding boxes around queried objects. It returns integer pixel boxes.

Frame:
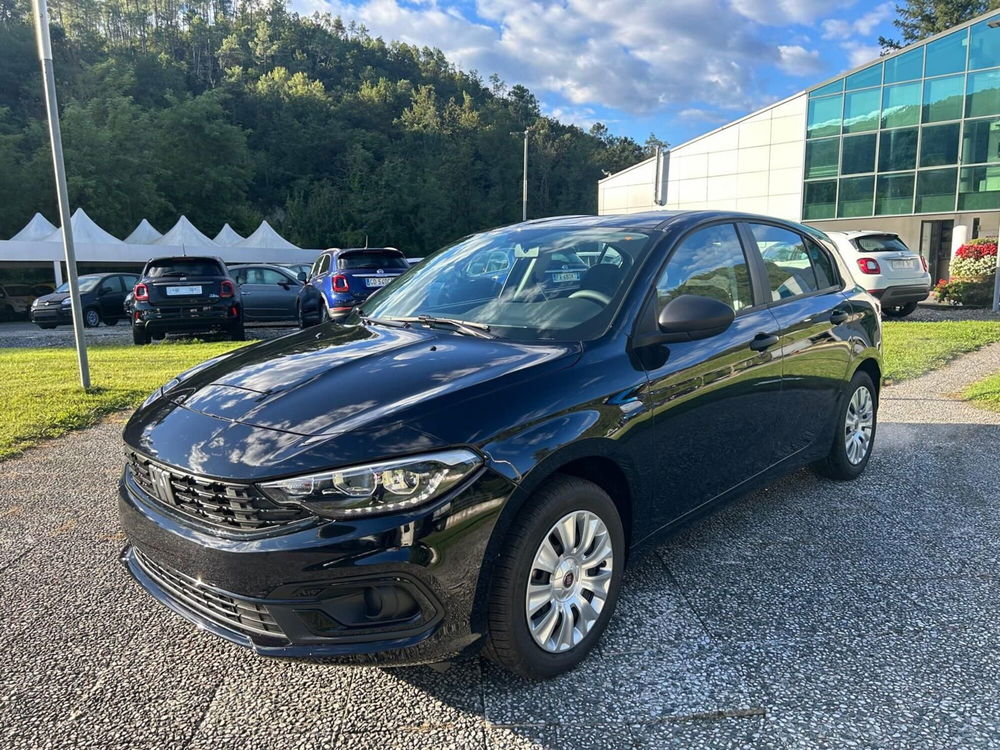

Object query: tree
[880,0,1000,49]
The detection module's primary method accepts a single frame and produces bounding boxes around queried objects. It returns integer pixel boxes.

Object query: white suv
[823,231,932,318]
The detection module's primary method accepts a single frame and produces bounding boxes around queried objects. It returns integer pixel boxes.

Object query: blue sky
[293,0,899,145]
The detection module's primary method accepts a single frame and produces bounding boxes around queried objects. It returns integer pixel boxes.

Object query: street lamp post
[521,130,528,222]
[31,0,89,388]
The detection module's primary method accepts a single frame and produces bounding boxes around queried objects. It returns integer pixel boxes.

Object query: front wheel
[83,308,100,328]
[814,370,877,480]
[485,475,625,680]
[883,301,918,318]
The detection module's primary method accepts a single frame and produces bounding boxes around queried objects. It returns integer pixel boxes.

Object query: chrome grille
[125,449,311,533]
[133,549,285,640]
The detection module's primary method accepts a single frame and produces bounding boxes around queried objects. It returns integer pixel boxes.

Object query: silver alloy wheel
[525,510,614,653]
[844,385,874,465]
[84,308,100,327]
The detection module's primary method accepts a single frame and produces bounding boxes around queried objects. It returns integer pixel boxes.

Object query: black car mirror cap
[634,294,736,347]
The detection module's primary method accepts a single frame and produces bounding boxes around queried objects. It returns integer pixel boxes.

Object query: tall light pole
[31,0,89,388]
[511,129,529,222]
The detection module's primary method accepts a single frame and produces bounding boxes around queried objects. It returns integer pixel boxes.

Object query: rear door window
[746,224,835,301]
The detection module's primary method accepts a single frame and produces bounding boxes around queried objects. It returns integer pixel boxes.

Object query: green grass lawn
[962,372,1000,412]
[0,341,247,461]
[882,320,1000,384]
[1,319,999,463]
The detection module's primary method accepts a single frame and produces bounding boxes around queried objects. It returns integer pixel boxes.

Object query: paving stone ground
[2,345,1000,749]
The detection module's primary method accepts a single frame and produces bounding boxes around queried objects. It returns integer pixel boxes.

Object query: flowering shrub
[935,237,997,305]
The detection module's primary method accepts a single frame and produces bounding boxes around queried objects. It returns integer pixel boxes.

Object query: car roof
[822,230,900,240]
[515,210,822,234]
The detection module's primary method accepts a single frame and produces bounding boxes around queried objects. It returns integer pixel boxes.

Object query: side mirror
[634,294,735,347]
[296,271,307,282]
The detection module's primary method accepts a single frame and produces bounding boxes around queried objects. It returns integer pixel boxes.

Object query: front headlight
[60,297,71,306]
[258,449,483,519]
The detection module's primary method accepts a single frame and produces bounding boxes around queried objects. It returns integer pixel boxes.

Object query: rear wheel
[485,475,624,679]
[814,370,877,480]
[132,323,150,346]
[104,317,119,326]
[883,301,918,318]
[83,308,100,328]
[320,303,331,324]
[37,323,56,330]
[228,319,245,341]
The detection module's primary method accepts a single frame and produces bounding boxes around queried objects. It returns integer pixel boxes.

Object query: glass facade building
[803,19,1000,220]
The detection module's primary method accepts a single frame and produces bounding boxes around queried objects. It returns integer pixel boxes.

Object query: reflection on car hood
[33,292,70,305]
[135,323,577,440]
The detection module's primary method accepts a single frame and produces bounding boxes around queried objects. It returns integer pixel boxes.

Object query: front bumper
[870,283,931,307]
[30,306,72,324]
[117,463,512,664]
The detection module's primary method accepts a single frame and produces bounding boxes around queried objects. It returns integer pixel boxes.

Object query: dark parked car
[229,264,304,323]
[127,256,242,345]
[118,211,881,679]
[30,273,139,329]
[298,247,409,325]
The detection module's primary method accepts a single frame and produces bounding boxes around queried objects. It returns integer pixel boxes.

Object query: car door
[270,268,301,320]
[639,222,785,527]
[310,254,332,307]
[235,267,266,321]
[741,222,853,458]
[97,276,125,320]
[243,267,294,320]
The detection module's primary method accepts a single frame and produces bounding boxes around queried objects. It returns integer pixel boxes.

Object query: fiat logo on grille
[148,465,176,505]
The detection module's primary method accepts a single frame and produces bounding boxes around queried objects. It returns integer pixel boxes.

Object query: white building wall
[597,93,808,221]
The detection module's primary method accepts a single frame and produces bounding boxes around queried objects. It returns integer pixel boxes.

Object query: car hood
[34,292,70,305]
[123,322,578,477]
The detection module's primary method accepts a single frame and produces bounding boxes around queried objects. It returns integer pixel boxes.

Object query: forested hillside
[0,0,650,253]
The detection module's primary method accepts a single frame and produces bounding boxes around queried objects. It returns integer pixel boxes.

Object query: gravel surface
[3,357,1000,748]
[0,321,296,348]
[907,303,1000,322]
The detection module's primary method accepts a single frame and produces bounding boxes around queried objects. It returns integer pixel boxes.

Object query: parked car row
[0,282,55,320]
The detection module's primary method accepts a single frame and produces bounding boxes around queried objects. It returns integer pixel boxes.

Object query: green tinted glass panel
[805,138,840,178]
[843,88,881,132]
[838,176,874,217]
[884,47,923,83]
[962,116,1000,163]
[808,95,843,138]
[924,30,968,78]
[959,165,1000,209]
[845,64,882,91]
[841,133,877,174]
[915,168,957,212]
[810,79,844,98]
[920,122,961,167]
[875,173,915,214]
[879,128,918,171]
[803,180,837,219]
[967,70,1000,118]
[882,82,921,128]
[923,75,965,122]
[969,20,1000,70]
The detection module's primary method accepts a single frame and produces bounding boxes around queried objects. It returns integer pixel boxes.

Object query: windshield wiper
[394,315,497,339]
[358,313,410,329]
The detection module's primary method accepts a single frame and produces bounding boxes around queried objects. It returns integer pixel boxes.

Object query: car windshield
[338,251,409,271]
[144,259,223,277]
[359,226,654,342]
[55,276,102,294]
[852,235,910,253]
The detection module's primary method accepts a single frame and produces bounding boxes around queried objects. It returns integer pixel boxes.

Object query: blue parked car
[297,247,410,326]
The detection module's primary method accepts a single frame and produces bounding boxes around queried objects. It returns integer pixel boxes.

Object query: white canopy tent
[214,223,245,246]
[0,210,319,284]
[124,219,163,244]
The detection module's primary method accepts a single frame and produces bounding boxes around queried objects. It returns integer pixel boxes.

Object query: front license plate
[365,277,392,287]
[552,272,581,283]
[891,259,917,270]
[166,285,202,296]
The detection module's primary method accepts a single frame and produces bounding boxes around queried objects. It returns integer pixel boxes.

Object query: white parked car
[823,231,932,318]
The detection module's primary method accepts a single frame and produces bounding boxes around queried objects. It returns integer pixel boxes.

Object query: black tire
[83,307,101,328]
[132,323,150,346]
[228,320,245,341]
[297,301,312,329]
[484,474,625,680]
[320,303,331,324]
[883,301,918,319]
[814,370,878,481]
[37,323,56,330]
[104,317,119,326]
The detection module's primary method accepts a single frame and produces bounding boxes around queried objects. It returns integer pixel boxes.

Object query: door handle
[830,310,849,324]
[749,333,779,352]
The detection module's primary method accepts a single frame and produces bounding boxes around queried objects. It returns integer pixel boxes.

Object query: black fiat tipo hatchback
[119,211,881,679]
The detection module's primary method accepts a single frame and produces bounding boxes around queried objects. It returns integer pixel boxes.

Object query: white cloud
[298,0,826,116]
[819,2,892,72]
[778,44,824,75]
[730,0,855,25]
